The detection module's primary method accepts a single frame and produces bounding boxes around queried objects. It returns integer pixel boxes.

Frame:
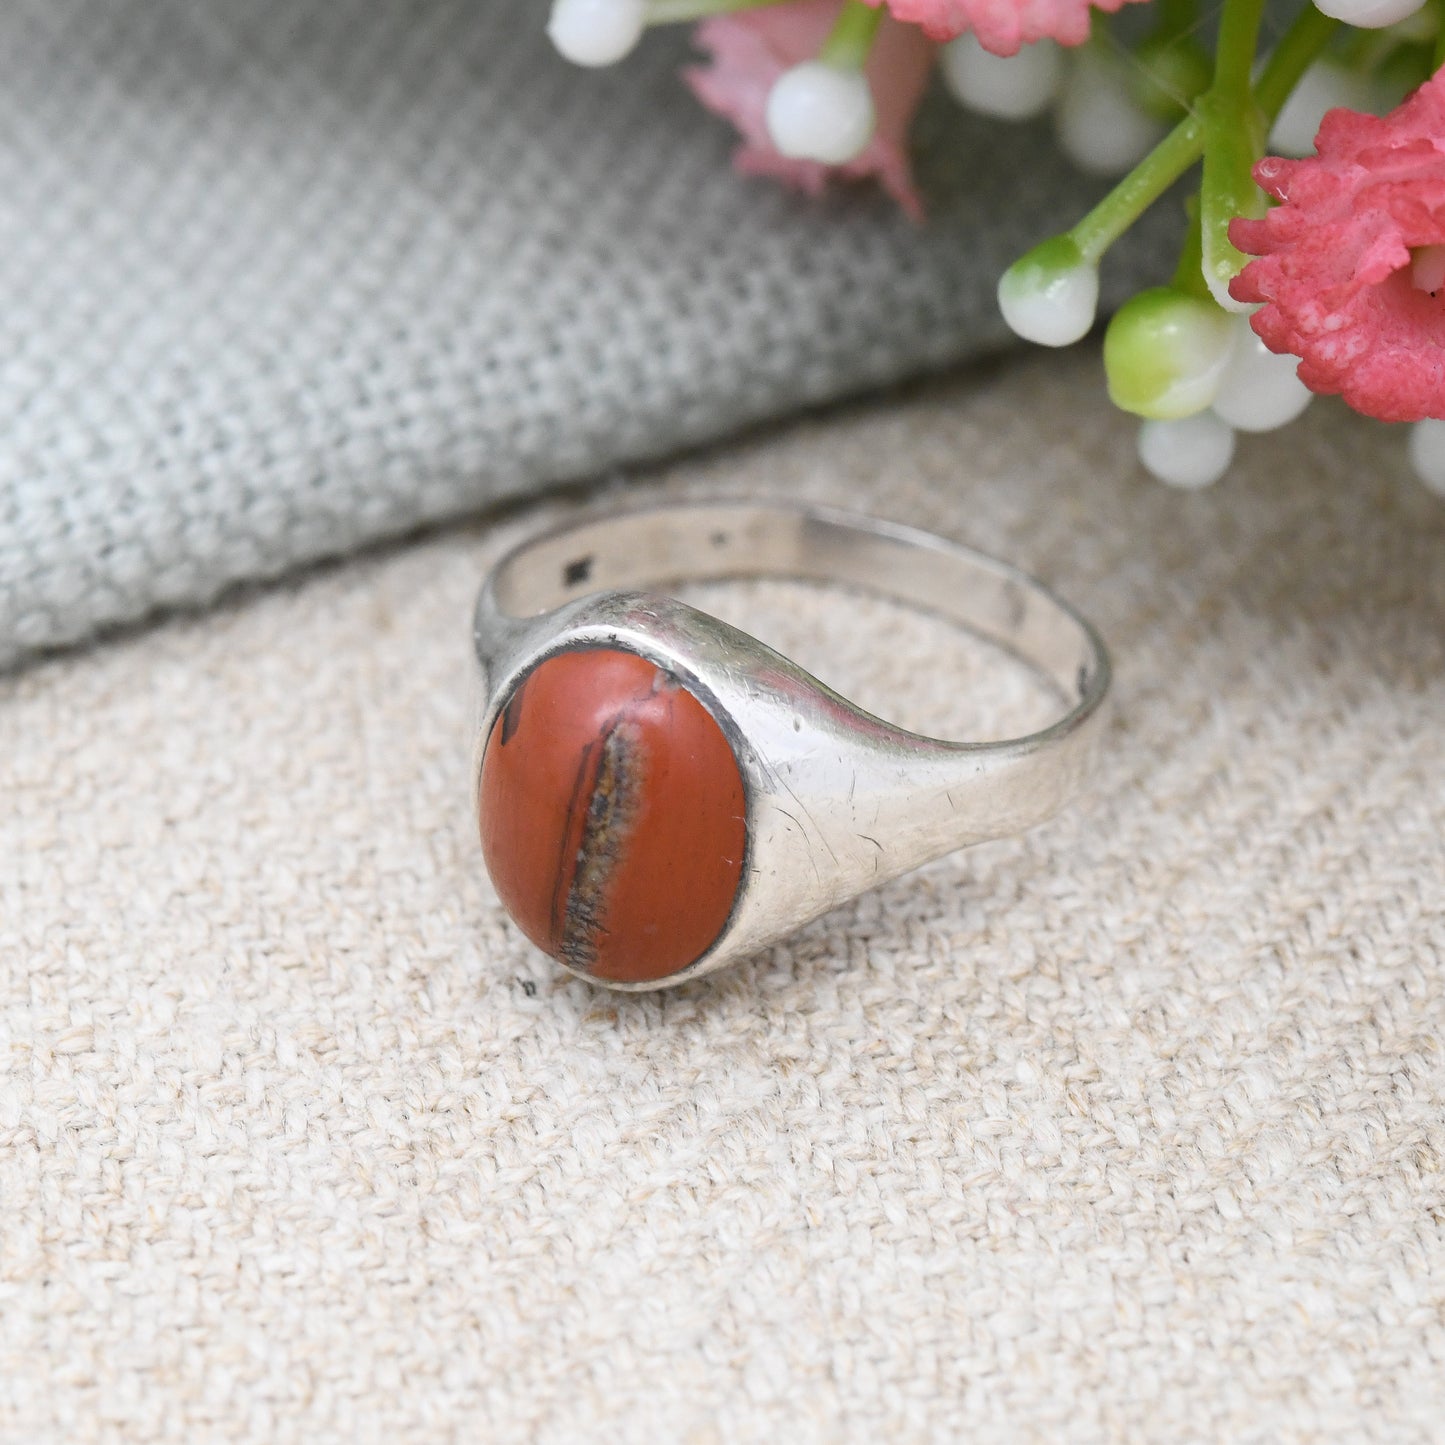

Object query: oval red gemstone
[478,648,748,983]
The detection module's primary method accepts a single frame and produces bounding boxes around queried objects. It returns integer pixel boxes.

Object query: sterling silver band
[473,501,1111,990]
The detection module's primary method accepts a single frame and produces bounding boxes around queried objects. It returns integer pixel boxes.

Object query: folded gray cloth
[0,0,1178,669]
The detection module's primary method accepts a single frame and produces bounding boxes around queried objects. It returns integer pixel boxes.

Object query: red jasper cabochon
[478,647,748,984]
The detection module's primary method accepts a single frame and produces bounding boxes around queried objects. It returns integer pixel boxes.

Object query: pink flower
[686,0,935,220]
[1230,71,1445,424]
[863,0,1149,56]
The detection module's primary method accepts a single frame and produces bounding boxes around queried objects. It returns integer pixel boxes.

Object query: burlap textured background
[0,0,1188,671]
[3,348,1443,1442]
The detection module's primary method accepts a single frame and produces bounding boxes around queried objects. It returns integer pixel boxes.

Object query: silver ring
[473,501,1111,991]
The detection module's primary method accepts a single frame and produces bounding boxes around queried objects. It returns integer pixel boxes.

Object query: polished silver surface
[473,501,1112,990]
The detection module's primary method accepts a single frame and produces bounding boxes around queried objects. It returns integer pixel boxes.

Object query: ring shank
[481,502,1106,731]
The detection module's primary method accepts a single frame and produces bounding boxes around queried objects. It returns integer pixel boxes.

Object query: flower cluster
[548,0,1445,495]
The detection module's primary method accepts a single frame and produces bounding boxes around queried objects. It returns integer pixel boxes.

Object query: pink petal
[686,1,935,220]
[862,0,1150,56]
[1230,70,1445,423]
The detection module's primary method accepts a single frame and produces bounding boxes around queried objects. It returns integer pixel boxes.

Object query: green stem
[1068,116,1205,266]
[1339,26,1406,75]
[1255,6,1343,121]
[1194,0,1271,304]
[1170,200,1210,302]
[1434,0,1445,73]
[1212,0,1267,98]
[1196,95,1262,303]
[818,0,883,68]
[645,0,789,22]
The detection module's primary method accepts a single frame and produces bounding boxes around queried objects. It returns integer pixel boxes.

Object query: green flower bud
[1104,287,1235,419]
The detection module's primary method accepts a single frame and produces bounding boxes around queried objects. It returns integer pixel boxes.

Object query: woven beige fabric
[2,349,1443,1444]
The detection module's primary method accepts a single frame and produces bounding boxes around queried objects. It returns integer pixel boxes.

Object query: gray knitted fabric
[0,0,1178,668]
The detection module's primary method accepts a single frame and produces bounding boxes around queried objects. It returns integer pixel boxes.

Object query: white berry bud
[765,63,876,165]
[1054,48,1165,177]
[997,237,1099,347]
[1268,59,1378,157]
[1408,419,1445,498]
[547,0,646,68]
[941,35,1063,121]
[1210,321,1313,432]
[1311,0,1426,28]
[1137,413,1236,489]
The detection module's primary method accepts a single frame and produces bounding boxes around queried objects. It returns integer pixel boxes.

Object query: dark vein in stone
[548,735,603,949]
[558,719,645,973]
